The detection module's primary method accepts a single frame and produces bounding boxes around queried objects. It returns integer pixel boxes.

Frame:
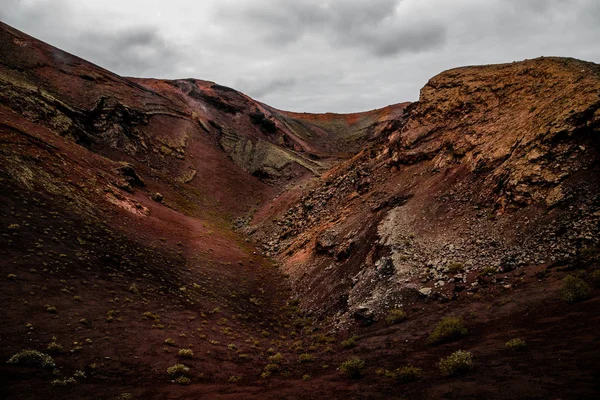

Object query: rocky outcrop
[251,57,600,328]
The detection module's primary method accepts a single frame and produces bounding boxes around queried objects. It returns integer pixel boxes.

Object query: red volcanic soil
[1,21,600,400]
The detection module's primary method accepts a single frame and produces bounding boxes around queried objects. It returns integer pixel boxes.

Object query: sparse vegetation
[479,266,497,276]
[505,338,527,350]
[378,364,422,382]
[47,337,63,354]
[175,376,191,385]
[7,350,55,368]
[106,309,119,322]
[298,353,315,363]
[428,316,467,344]
[178,348,194,359]
[340,336,358,349]
[339,357,365,379]
[439,350,474,376]
[51,377,76,386]
[560,275,592,302]
[167,363,189,377]
[447,262,464,274]
[385,309,407,325]
[268,353,283,363]
[396,365,423,383]
[141,312,160,321]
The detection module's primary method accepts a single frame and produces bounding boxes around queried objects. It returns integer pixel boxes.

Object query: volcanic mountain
[1,21,599,400]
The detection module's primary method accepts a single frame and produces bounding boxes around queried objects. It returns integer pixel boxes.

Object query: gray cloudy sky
[1,0,599,112]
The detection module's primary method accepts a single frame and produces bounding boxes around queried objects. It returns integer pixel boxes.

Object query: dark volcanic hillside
[1,21,599,400]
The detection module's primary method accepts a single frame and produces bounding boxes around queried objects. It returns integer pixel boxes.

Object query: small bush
[7,350,55,368]
[339,357,365,379]
[141,312,160,321]
[505,338,527,351]
[428,316,467,344]
[262,363,279,378]
[447,262,464,274]
[439,350,474,376]
[73,370,86,380]
[228,375,241,383]
[175,376,190,385]
[7,274,16,280]
[479,266,497,276]
[268,353,283,363]
[167,363,189,377]
[164,338,176,346]
[302,374,311,381]
[45,305,58,314]
[385,309,407,325]
[178,349,193,359]
[47,338,63,354]
[560,275,592,303]
[298,353,315,363]
[51,377,76,386]
[340,336,358,349]
[396,364,423,383]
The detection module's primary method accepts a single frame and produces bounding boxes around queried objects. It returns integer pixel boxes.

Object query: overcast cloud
[1,0,599,112]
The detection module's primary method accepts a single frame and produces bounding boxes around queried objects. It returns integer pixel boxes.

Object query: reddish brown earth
[1,21,600,400]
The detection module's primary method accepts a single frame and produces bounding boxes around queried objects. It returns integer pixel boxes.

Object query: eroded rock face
[252,57,600,327]
[387,57,600,211]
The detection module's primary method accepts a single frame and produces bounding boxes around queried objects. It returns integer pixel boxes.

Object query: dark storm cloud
[216,0,446,57]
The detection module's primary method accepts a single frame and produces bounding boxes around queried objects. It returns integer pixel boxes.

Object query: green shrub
[178,349,193,359]
[385,309,407,325]
[479,266,497,276]
[167,363,189,377]
[340,336,358,349]
[298,353,315,363]
[339,357,365,379]
[268,353,283,363]
[51,377,76,386]
[313,333,335,344]
[396,364,423,383]
[45,305,58,314]
[7,350,55,368]
[73,370,86,380]
[447,262,464,274]
[47,337,63,354]
[560,275,592,302]
[505,338,527,351]
[439,350,474,376]
[175,376,190,385]
[428,316,467,344]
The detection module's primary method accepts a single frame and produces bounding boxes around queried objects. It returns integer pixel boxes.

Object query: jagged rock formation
[251,57,600,327]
